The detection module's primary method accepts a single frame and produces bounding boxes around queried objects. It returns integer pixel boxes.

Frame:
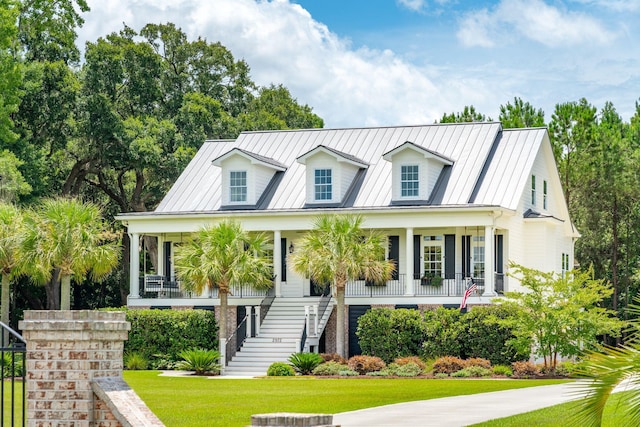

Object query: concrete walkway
[333,383,581,427]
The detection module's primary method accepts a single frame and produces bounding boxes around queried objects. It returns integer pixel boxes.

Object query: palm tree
[173,221,273,357]
[290,214,394,358]
[22,198,120,310]
[0,203,24,336]
[571,302,640,426]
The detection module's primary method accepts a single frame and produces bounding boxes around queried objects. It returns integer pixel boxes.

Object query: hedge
[115,308,218,368]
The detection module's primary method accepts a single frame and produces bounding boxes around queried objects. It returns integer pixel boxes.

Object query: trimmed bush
[434,372,449,379]
[492,365,513,377]
[422,308,465,359]
[267,362,295,376]
[121,308,218,368]
[124,352,148,370]
[347,355,386,375]
[432,356,465,374]
[511,361,540,378]
[312,361,348,376]
[394,356,426,370]
[464,357,492,369]
[176,348,220,375]
[357,308,425,363]
[451,366,492,378]
[288,352,324,375]
[320,353,347,364]
[388,362,423,377]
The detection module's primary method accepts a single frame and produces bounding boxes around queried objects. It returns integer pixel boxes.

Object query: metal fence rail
[0,322,26,427]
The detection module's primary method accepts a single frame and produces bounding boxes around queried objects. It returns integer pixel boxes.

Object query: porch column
[157,234,165,277]
[254,305,261,336]
[405,227,414,296]
[245,305,253,338]
[274,230,282,297]
[129,232,140,299]
[484,226,495,296]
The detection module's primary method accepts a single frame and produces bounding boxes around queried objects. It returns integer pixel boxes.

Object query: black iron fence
[0,322,26,427]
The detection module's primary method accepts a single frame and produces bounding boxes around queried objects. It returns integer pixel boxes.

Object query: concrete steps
[223,297,333,377]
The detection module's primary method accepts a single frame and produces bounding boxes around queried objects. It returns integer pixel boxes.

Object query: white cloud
[397,0,426,12]
[457,0,617,48]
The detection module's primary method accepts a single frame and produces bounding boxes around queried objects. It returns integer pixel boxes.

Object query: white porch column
[405,227,414,296]
[245,305,253,338]
[157,235,165,277]
[129,233,140,299]
[273,230,282,297]
[484,226,495,296]
[254,306,261,336]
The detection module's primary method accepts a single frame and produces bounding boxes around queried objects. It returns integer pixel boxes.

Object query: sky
[76,0,640,128]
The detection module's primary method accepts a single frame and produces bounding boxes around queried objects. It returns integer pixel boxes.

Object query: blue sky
[77,0,640,127]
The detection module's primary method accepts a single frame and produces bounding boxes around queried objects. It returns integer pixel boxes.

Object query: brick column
[19,310,131,427]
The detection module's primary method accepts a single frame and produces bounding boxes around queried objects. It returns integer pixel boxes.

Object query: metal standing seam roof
[154,123,547,214]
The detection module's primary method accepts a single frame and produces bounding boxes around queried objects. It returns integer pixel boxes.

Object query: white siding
[389,150,442,201]
[305,152,338,204]
[254,164,275,201]
[221,155,254,205]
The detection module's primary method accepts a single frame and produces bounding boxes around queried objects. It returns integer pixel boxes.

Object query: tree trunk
[1,274,10,343]
[612,197,620,346]
[121,233,131,305]
[219,290,228,359]
[45,269,61,310]
[60,274,72,310]
[335,284,346,358]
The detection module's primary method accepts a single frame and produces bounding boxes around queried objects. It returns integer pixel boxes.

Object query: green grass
[123,371,568,427]
[470,391,633,427]
[1,381,25,426]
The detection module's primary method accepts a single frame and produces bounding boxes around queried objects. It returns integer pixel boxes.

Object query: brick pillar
[19,310,131,427]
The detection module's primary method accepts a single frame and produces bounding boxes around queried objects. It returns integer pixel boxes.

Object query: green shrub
[492,365,513,377]
[452,366,492,377]
[288,352,324,375]
[394,356,426,370]
[356,308,425,363]
[267,362,295,376]
[320,353,347,364]
[422,308,464,359]
[312,361,347,376]
[511,361,539,378]
[1,353,23,378]
[464,357,492,369]
[347,355,386,375]
[338,369,360,376]
[432,356,465,374]
[434,372,449,379]
[379,362,422,377]
[555,360,588,378]
[124,352,148,370]
[121,309,218,366]
[176,348,220,375]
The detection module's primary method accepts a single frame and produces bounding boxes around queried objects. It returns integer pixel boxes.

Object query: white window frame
[401,164,419,198]
[422,236,443,278]
[314,168,332,201]
[229,170,247,203]
[531,175,536,206]
[543,180,548,210]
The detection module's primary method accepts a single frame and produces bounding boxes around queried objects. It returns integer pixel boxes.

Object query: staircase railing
[0,321,26,427]
[225,315,247,366]
[298,322,308,353]
[259,284,276,325]
[316,286,332,334]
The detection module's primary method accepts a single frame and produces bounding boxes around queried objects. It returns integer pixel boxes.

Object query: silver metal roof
[154,123,547,213]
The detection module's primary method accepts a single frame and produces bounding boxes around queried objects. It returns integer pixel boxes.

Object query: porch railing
[494,273,505,294]
[0,322,26,427]
[140,275,271,299]
[259,286,276,324]
[345,276,406,297]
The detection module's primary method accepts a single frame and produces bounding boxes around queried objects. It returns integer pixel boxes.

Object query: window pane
[314,169,332,200]
[230,171,247,202]
[401,165,419,197]
[423,246,442,277]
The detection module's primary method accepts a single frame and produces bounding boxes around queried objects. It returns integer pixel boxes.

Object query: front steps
[223,297,333,376]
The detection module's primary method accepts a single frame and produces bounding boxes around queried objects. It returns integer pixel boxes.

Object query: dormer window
[314,169,332,201]
[401,165,419,197]
[230,171,247,202]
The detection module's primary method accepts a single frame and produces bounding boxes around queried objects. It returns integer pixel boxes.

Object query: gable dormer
[296,145,368,207]
[212,148,286,209]
[382,141,453,204]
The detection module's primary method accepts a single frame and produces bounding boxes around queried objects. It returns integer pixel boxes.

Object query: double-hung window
[401,165,419,197]
[314,169,332,201]
[543,180,548,209]
[531,175,536,206]
[230,171,247,202]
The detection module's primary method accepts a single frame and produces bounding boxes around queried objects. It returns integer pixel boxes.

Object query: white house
[117,122,578,374]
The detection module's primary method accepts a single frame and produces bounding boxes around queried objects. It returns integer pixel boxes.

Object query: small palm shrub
[451,366,492,378]
[464,357,492,369]
[312,361,350,376]
[124,352,148,370]
[288,352,324,375]
[267,362,295,376]
[394,356,426,370]
[511,361,539,378]
[1,353,24,378]
[432,356,465,374]
[347,355,386,375]
[320,353,347,364]
[176,348,220,375]
[492,365,513,377]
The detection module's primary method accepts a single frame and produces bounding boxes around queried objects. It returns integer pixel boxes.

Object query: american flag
[459,279,477,310]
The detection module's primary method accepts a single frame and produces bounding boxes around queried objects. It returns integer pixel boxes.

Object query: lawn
[471,391,633,427]
[123,371,568,427]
